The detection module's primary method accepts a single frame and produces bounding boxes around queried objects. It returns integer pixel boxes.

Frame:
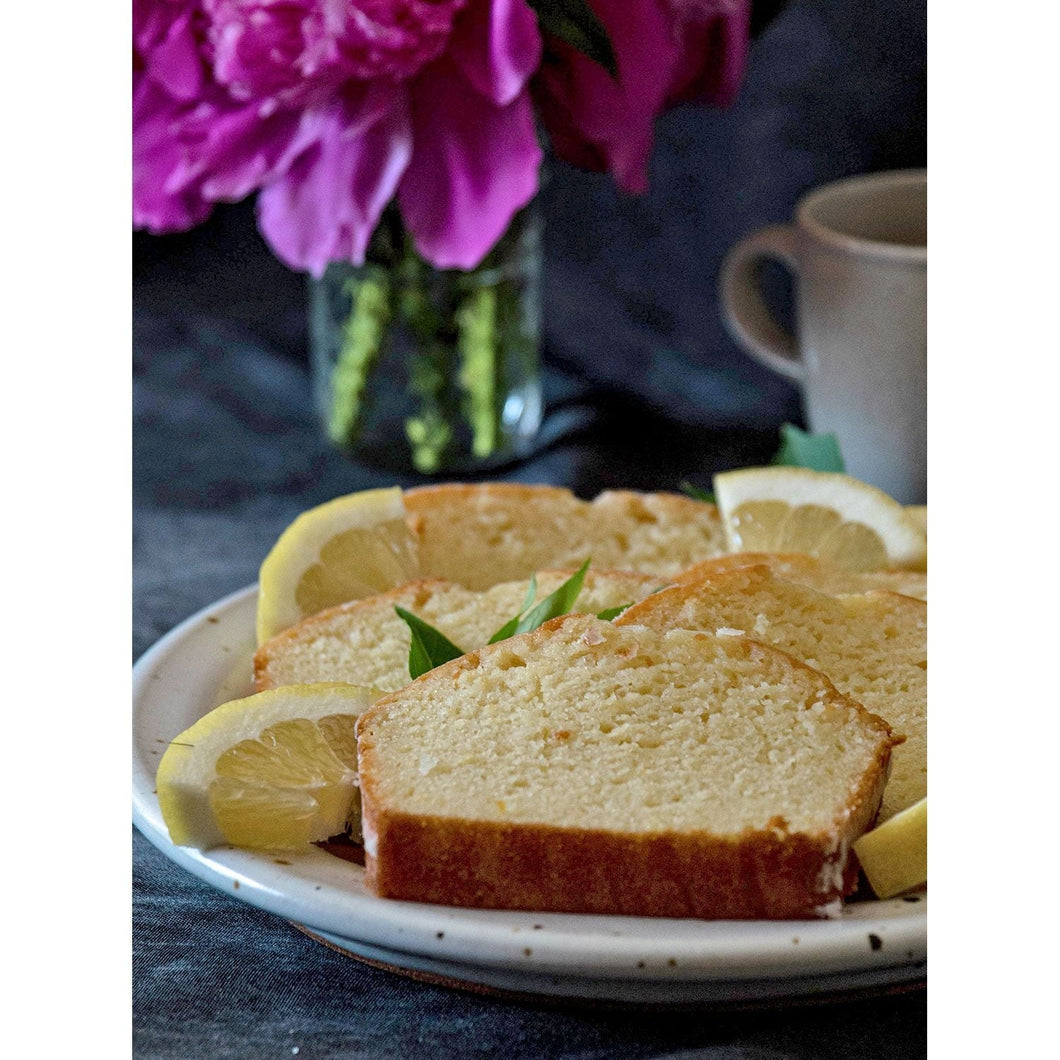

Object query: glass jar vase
[308,201,543,475]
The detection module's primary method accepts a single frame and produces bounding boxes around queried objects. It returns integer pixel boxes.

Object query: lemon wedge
[853,797,927,898]
[713,467,927,571]
[905,505,928,536]
[256,487,419,644]
[156,684,382,851]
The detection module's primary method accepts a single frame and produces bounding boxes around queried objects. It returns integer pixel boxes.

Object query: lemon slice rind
[905,505,928,535]
[853,796,927,899]
[156,683,381,851]
[714,467,927,570]
[255,487,418,645]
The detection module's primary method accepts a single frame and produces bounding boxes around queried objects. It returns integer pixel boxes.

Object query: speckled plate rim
[295,924,926,1008]
[133,584,927,990]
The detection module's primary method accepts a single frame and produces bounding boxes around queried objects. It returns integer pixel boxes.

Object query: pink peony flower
[134,0,543,272]
[133,1,750,273]
[533,0,751,194]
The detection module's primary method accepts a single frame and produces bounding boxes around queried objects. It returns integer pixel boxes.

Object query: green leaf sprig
[486,573,539,644]
[394,607,466,680]
[394,560,595,680]
[488,559,590,643]
[680,480,715,505]
[771,423,845,472]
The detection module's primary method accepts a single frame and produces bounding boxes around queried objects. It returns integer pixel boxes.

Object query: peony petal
[134,0,205,101]
[191,80,404,203]
[533,0,750,193]
[450,0,542,106]
[256,92,413,277]
[665,0,751,107]
[398,58,542,270]
[133,74,213,232]
[533,0,683,193]
[195,105,309,202]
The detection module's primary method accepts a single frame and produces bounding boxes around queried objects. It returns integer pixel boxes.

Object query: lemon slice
[853,797,927,898]
[256,487,419,644]
[156,684,382,851]
[713,468,927,571]
[906,505,928,536]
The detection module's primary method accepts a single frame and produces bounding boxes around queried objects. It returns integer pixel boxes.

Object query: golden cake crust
[356,614,898,919]
[674,552,927,601]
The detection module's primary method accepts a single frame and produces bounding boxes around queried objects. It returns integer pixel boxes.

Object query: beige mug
[720,170,926,503]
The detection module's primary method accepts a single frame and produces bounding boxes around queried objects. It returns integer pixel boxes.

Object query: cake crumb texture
[618,566,926,822]
[356,614,897,919]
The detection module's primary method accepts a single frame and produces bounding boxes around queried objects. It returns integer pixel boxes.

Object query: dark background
[133,2,928,1055]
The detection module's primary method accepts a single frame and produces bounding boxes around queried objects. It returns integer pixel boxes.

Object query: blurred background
[133,0,926,588]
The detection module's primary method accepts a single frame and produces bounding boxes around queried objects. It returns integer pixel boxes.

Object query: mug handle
[719,225,804,382]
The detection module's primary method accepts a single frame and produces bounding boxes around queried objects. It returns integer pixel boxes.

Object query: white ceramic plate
[132,586,926,1005]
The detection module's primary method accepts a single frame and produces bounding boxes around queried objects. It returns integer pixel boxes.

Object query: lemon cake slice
[675,553,927,601]
[356,614,898,919]
[255,569,658,694]
[617,566,926,822]
[405,484,725,589]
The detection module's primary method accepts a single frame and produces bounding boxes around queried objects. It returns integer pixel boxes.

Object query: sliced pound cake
[405,484,725,589]
[675,553,927,601]
[255,569,659,694]
[617,566,926,822]
[356,614,899,919]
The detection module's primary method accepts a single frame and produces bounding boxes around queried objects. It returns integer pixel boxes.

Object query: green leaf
[394,607,466,680]
[487,614,522,645]
[599,583,670,621]
[772,423,846,472]
[528,0,618,77]
[488,574,538,644]
[680,480,716,505]
[488,559,591,643]
[511,559,591,635]
[521,573,539,612]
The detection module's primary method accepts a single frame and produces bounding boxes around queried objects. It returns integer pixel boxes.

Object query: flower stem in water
[457,286,499,459]
[327,270,391,447]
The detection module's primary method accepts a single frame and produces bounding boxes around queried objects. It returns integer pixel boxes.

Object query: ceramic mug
[720,170,926,503]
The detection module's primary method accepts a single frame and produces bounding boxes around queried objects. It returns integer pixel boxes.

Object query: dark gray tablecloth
[133,1,926,1054]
